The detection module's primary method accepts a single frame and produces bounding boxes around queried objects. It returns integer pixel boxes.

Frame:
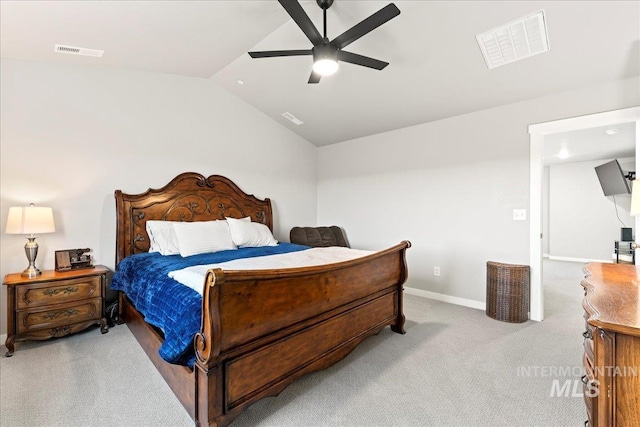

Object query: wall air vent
[282,112,304,126]
[54,44,104,58]
[476,10,549,69]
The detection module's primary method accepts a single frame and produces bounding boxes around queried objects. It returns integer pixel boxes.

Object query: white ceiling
[543,122,636,166]
[1,1,639,146]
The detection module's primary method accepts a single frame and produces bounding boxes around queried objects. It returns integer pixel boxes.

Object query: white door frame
[528,106,640,321]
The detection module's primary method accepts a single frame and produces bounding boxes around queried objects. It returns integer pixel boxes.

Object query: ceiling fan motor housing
[312,42,338,62]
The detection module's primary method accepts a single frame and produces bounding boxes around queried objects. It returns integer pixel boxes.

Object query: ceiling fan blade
[308,70,322,84]
[248,49,312,58]
[278,0,323,45]
[337,50,389,70]
[331,3,400,49]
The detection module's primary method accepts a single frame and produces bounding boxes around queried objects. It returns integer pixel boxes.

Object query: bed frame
[114,172,410,427]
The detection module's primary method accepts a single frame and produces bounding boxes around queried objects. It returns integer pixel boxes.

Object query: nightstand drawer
[4,265,109,356]
[16,276,101,309]
[16,297,102,333]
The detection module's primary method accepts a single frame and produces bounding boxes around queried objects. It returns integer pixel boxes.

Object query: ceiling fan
[248,0,400,84]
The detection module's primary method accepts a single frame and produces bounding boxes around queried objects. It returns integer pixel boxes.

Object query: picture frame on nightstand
[55,248,93,272]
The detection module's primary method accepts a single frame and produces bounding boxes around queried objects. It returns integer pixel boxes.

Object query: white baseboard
[547,255,612,264]
[0,334,6,348]
[404,286,485,311]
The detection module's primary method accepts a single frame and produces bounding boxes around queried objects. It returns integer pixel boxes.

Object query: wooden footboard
[194,240,410,427]
[114,173,410,427]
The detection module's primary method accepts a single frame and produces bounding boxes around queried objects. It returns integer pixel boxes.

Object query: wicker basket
[486,261,530,323]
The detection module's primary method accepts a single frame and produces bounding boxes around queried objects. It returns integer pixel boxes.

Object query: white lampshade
[5,205,56,235]
[631,181,640,217]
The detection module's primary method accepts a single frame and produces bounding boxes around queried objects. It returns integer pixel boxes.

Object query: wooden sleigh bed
[114,172,410,427]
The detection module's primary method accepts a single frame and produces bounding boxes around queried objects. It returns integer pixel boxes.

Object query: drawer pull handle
[582,329,592,339]
[43,286,79,296]
[43,308,79,320]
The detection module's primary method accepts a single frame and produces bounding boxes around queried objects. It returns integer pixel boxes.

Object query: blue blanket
[110,243,309,367]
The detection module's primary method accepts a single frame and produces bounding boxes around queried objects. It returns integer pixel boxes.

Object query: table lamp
[5,204,56,277]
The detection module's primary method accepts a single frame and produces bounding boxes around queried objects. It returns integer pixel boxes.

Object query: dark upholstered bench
[289,226,349,248]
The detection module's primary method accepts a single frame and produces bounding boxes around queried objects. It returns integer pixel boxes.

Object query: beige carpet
[0,260,586,426]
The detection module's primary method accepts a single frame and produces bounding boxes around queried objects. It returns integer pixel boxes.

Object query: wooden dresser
[3,265,109,356]
[581,263,640,427]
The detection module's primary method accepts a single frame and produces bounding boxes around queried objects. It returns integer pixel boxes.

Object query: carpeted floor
[0,260,587,427]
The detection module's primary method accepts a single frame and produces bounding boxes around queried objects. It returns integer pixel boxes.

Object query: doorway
[528,106,640,321]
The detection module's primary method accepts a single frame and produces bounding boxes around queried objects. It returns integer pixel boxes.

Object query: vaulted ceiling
[1,1,638,146]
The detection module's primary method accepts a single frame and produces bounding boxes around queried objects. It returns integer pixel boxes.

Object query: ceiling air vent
[54,44,104,58]
[476,10,549,69]
[282,112,304,126]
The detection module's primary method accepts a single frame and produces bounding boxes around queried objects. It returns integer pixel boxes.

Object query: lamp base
[21,265,42,278]
[22,236,41,278]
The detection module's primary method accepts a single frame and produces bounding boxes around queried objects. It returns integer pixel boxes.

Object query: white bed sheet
[168,247,374,295]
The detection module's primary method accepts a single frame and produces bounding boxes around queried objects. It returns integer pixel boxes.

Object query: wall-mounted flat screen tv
[595,159,631,196]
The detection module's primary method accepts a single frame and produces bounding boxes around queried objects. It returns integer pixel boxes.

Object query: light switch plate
[513,209,527,220]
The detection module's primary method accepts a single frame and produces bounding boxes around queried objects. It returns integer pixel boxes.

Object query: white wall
[2,58,638,338]
[548,158,634,262]
[317,77,640,305]
[0,58,317,335]
[542,166,550,255]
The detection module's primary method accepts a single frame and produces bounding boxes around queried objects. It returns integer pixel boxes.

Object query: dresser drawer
[583,331,594,362]
[16,276,101,309]
[584,388,593,418]
[583,353,595,378]
[582,359,597,420]
[583,347,594,374]
[582,319,595,361]
[16,297,102,333]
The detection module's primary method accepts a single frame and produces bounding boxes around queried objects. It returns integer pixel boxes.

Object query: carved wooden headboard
[114,172,273,265]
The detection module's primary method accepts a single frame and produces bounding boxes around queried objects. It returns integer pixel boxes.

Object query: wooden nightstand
[3,265,109,356]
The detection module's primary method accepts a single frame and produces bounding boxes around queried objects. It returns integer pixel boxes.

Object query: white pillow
[226,217,278,247]
[146,221,180,255]
[173,220,237,257]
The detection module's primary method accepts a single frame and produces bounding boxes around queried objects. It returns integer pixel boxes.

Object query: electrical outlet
[434,266,441,276]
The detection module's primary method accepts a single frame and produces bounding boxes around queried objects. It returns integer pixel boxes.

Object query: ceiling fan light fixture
[313,58,339,76]
[312,43,339,76]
